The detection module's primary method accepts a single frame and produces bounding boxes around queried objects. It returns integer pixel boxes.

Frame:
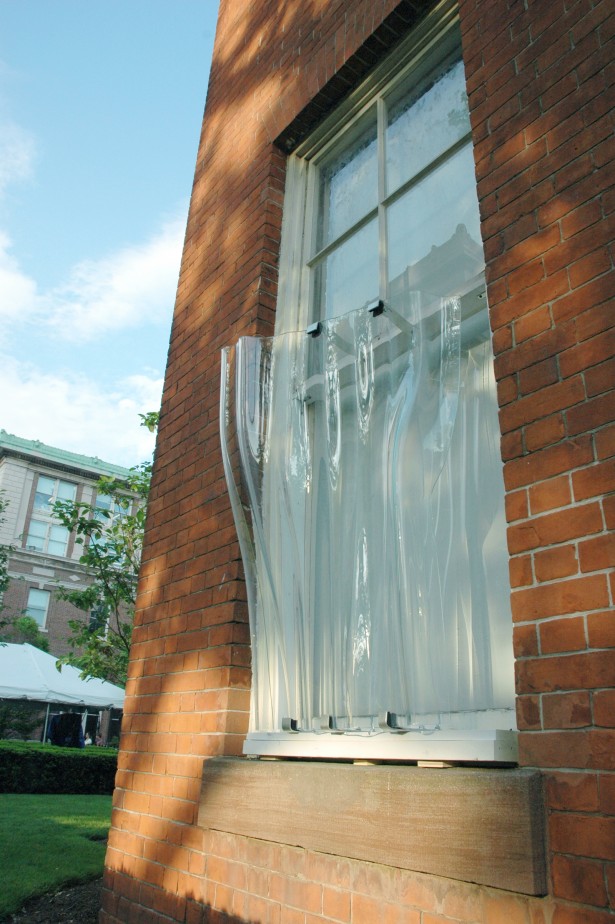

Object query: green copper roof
[0,430,132,480]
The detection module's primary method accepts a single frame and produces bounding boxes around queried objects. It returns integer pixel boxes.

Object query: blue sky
[0,1,219,466]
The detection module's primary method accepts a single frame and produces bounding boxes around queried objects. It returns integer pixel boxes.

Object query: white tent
[0,643,125,709]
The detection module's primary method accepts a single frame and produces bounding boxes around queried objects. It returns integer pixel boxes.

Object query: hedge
[0,741,118,794]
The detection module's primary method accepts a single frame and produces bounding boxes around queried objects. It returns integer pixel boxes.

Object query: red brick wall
[102,0,614,921]
[461,0,615,917]
[0,575,86,657]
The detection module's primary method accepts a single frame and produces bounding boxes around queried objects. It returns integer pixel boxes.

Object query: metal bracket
[321,715,361,734]
[306,321,322,338]
[378,712,440,734]
[367,298,385,317]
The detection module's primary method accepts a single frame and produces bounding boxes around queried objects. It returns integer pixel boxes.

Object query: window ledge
[200,757,546,895]
[243,728,518,763]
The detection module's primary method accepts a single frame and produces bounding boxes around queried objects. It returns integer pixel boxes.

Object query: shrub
[0,702,46,740]
[0,740,118,794]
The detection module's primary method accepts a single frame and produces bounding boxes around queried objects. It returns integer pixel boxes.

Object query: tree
[52,414,157,686]
[4,615,49,652]
[0,701,45,740]
[0,492,10,623]
[0,491,15,639]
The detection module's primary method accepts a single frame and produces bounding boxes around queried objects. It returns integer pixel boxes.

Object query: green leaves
[4,616,49,652]
[0,492,10,600]
[52,416,156,687]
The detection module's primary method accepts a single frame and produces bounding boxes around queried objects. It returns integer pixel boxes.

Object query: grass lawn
[0,793,112,919]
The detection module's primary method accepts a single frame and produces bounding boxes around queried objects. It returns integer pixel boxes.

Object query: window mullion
[303,162,319,326]
[377,96,388,302]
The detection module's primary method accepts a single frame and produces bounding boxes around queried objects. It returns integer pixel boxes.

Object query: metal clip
[306,321,322,338]
[378,711,440,734]
[367,298,385,317]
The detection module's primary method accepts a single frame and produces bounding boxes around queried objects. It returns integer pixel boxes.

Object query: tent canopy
[0,643,125,709]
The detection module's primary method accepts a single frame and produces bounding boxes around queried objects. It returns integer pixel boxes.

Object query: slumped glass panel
[314,219,379,321]
[317,111,378,248]
[387,144,483,303]
[221,294,515,740]
[386,58,471,195]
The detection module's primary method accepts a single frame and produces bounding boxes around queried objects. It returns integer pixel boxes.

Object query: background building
[0,429,131,657]
[103,1,614,922]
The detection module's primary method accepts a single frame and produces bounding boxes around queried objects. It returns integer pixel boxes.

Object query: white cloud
[0,231,41,332]
[0,356,161,467]
[0,215,185,346]
[0,118,35,198]
[45,217,185,342]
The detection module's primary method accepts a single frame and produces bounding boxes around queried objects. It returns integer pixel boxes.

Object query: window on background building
[26,588,50,628]
[26,519,71,557]
[90,491,131,547]
[32,475,76,514]
[26,474,76,557]
[89,604,110,636]
[221,4,516,761]
[94,492,131,522]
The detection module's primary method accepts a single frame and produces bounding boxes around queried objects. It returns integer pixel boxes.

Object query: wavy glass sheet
[221,294,515,739]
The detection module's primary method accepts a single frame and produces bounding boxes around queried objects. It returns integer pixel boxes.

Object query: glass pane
[33,493,51,513]
[48,540,67,556]
[314,219,379,321]
[26,589,49,627]
[95,493,112,520]
[33,476,55,512]
[36,476,55,495]
[28,588,49,607]
[48,524,69,555]
[387,143,484,306]
[386,58,470,195]
[317,111,377,249]
[26,520,47,548]
[57,480,76,501]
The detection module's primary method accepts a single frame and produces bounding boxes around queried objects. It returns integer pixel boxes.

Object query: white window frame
[26,473,76,557]
[90,491,132,549]
[25,587,50,629]
[242,0,517,763]
[25,518,71,557]
[277,1,474,334]
[32,475,77,515]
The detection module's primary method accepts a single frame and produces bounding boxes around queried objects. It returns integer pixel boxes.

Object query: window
[89,604,109,635]
[94,492,131,521]
[221,7,516,761]
[26,519,71,557]
[32,476,76,514]
[26,475,76,557]
[26,588,50,628]
[90,491,131,548]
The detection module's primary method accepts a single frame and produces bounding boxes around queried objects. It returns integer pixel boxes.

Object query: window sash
[33,476,76,514]
[26,588,50,628]
[26,518,70,556]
